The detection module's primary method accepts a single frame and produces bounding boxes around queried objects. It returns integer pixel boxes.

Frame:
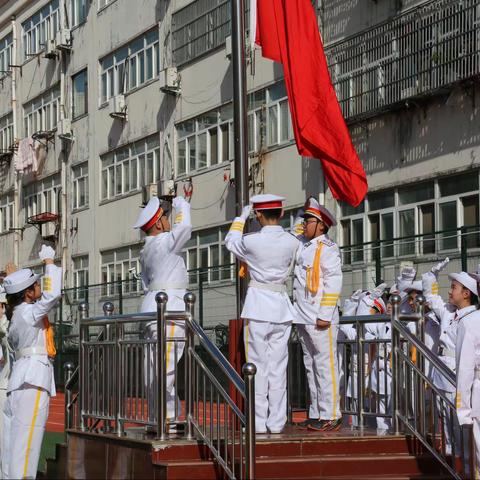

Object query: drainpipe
[11,16,19,265]
[59,1,68,280]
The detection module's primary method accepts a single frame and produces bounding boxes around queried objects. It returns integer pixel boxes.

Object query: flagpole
[231,0,249,317]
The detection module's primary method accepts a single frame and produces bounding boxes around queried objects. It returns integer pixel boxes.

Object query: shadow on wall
[350,84,480,176]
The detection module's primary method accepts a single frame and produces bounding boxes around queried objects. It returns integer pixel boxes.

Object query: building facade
[0,0,478,326]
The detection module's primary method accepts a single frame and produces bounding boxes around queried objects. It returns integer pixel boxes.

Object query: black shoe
[295,418,317,429]
[307,418,342,432]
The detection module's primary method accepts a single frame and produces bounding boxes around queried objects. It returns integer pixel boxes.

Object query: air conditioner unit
[142,183,158,204]
[44,39,57,59]
[57,118,73,140]
[41,221,57,240]
[55,28,72,51]
[109,94,127,119]
[160,67,181,95]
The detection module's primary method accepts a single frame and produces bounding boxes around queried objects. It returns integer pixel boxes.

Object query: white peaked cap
[251,194,285,210]
[302,197,337,227]
[405,280,423,293]
[448,272,478,296]
[3,268,41,294]
[133,196,161,230]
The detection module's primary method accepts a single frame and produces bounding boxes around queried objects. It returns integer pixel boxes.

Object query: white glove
[39,244,55,261]
[370,282,387,300]
[172,196,185,210]
[240,205,252,221]
[399,266,416,282]
[397,266,416,292]
[350,289,364,302]
[431,257,449,275]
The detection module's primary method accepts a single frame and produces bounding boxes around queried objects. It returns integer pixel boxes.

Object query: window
[176,81,293,176]
[73,255,89,300]
[101,134,160,200]
[100,29,159,103]
[22,0,60,59]
[72,69,88,118]
[176,107,233,175]
[0,113,13,152]
[70,0,87,27]
[23,174,61,222]
[101,244,142,296]
[72,163,88,209]
[98,0,115,10]
[172,0,231,66]
[23,86,60,136]
[0,33,12,74]
[340,172,480,262]
[0,193,14,234]
[266,82,292,147]
[185,226,234,285]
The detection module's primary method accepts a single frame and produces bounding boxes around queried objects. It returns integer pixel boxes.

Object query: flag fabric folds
[255,0,368,207]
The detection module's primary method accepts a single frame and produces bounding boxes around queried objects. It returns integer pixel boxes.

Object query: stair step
[254,454,445,478]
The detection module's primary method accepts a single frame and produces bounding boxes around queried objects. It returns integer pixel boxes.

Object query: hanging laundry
[14,137,39,174]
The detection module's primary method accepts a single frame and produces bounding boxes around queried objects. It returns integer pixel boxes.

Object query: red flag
[256,0,368,207]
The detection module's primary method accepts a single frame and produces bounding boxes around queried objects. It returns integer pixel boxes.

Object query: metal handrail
[390,294,472,480]
[68,293,256,480]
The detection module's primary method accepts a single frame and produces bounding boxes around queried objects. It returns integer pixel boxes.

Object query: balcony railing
[326,0,480,121]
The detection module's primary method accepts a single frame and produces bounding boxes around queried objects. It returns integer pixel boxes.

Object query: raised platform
[45,425,451,479]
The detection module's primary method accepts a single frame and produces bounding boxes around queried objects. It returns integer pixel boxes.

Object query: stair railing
[69,292,255,480]
[390,294,474,480]
[156,292,256,480]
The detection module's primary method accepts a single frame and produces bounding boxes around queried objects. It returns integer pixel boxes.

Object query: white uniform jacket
[423,271,461,393]
[140,199,192,314]
[7,264,62,396]
[293,234,342,325]
[456,309,480,425]
[225,219,298,323]
[0,314,12,390]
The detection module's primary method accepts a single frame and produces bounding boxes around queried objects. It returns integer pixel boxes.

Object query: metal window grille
[326,0,480,121]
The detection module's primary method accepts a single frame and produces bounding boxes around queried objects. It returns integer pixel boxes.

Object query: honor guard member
[292,197,343,431]
[0,285,11,476]
[134,195,192,422]
[455,284,480,477]
[225,194,298,434]
[423,263,476,454]
[1,245,62,479]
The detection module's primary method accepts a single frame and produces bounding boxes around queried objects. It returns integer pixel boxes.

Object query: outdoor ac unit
[142,183,158,204]
[55,29,72,51]
[57,118,72,140]
[160,67,181,95]
[41,221,57,239]
[44,39,57,59]
[109,94,127,119]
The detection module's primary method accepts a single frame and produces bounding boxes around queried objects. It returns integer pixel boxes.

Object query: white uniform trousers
[145,321,185,421]
[376,394,391,431]
[473,418,480,479]
[244,319,291,433]
[2,385,50,479]
[0,387,7,476]
[437,389,459,454]
[297,324,341,421]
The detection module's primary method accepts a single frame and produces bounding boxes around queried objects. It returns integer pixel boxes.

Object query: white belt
[438,347,455,359]
[149,282,187,292]
[249,280,287,293]
[15,346,48,361]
